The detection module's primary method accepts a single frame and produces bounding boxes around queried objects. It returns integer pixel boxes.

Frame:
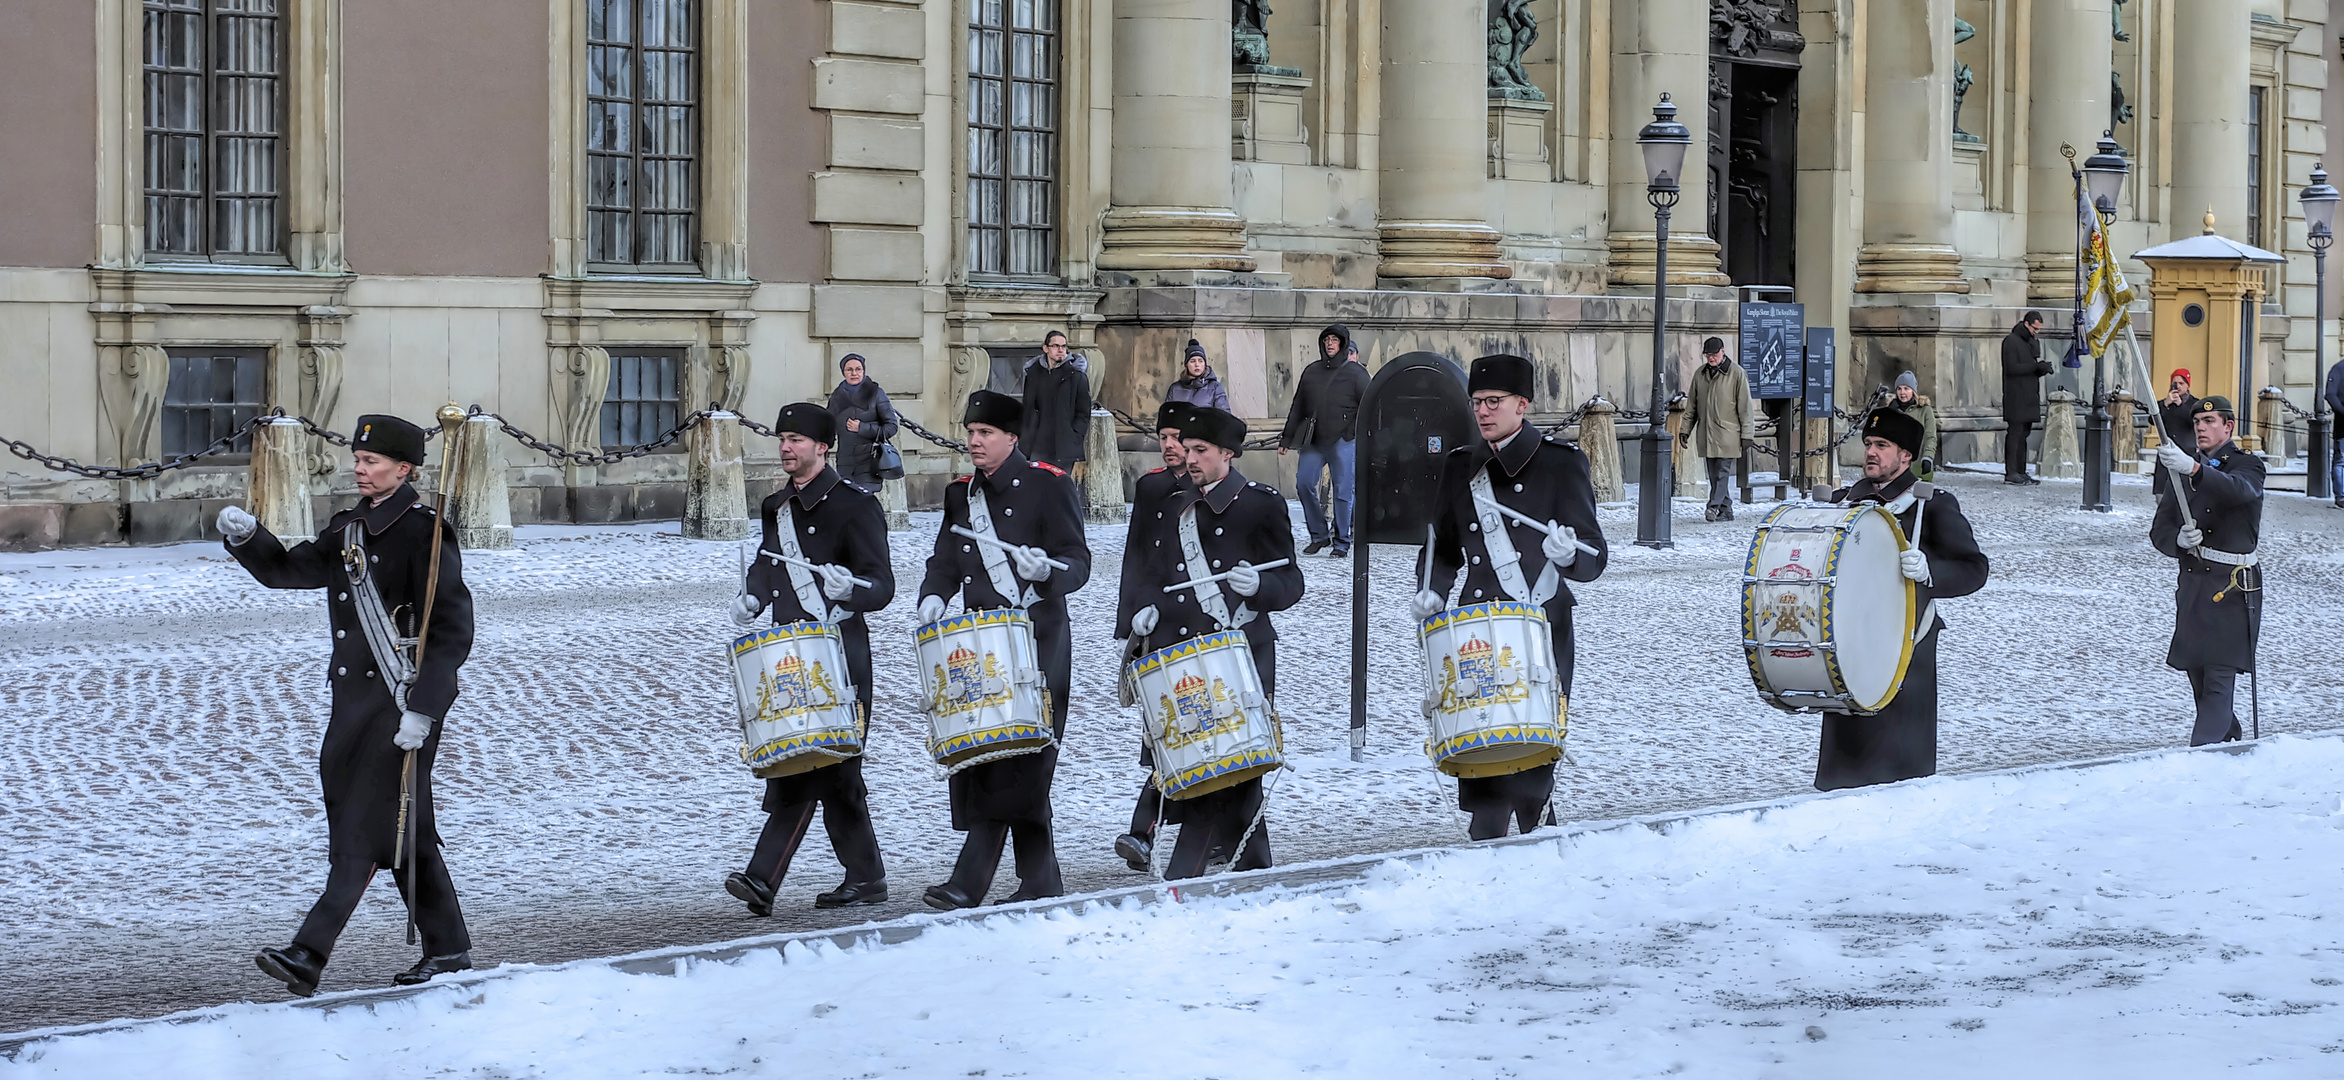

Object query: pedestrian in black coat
[218,413,475,997]
[1414,356,1609,840]
[916,390,1092,909]
[1279,323,1371,554]
[2000,311,2053,483]
[2150,397,2265,746]
[1111,402,1196,871]
[1019,330,1093,469]
[721,403,897,916]
[825,354,901,492]
[1121,407,1304,879]
[1814,409,1992,790]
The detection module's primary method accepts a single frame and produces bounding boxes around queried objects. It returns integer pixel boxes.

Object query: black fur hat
[773,401,837,445]
[962,389,1023,435]
[1467,354,1537,402]
[351,414,429,466]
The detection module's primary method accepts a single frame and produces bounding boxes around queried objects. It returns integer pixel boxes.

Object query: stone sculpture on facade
[1487,0,1544,101]
[1711,0,1804,59]
[1233,0,1272,70]
[1953,15,1979,145]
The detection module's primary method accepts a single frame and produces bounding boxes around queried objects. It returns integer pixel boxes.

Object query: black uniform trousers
[293,737,470,959]
[945,599,1071,901]
[2187,666,2246,746]
[1461,602,1574,841]
[745,619,885,888]
[2004,421,2036,479]
[1159,640,1276,879]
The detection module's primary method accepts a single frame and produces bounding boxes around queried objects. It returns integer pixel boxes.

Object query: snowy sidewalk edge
[0,734,2283,1055]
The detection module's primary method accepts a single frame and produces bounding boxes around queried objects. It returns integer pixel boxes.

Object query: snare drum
[1741,502,1917,715]
[1418,602,1565,778]
[730,621,864,778]
[1130,630,1282,799]
[916,608,1051,768]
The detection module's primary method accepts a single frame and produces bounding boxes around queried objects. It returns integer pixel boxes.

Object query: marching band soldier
[1813,409,1990,790]
[1112,400,1196,871]
[214,414,475,996]
[916,389,1092,909]
[2150,396,2265,746]
[1414,355,1609,840]
[1122,406,1304,878]
[722,403,896,915]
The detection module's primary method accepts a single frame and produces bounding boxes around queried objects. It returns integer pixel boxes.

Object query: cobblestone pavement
[5,472,2339,1032]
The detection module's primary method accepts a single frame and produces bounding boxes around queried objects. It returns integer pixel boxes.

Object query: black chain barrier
[468,404,715,467]
[896,414,969,454]
[0,408,350,482]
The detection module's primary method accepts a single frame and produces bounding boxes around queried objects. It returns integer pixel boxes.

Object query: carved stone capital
[1096,207,1257,273]
[1377,222,1515,280]
[98,344,169,467]
[1855,244,1972,294]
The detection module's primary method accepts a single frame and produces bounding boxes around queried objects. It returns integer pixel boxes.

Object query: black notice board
[1351,352,1474,546]
[1804,327,1836,419]
[1738,302,1806,400]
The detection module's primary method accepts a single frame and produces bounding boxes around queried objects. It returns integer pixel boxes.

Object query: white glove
[2155,442,2198,477]
[727,592,765,628]
[1226,561,1261,597]
[917,595,948,625]
[1011,545,1052,582]
[1411,589,1446,621]
[1898,548,1931,585]
[816,563,858,601]
[1539,521,1578,568]
[2178,524,2204,550]
[217,505,257,544]
[1130,604,1160,637]
[393,710,435,751]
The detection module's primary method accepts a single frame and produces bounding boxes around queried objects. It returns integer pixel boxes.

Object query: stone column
[2168,3,2251,239]
[1855,0,1971,293]
[2022,0,2113,299]
[1606,0,1724,286]
[249,418,314,540]
[1096,0,1255,272]
[1376,0,1510,280]
[683,412,751,541]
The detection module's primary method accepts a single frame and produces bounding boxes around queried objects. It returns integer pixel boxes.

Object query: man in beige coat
[1683,336,1756,521]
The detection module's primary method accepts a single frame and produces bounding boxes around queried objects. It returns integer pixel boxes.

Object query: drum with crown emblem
[1418,601,1565,778]
[1130,630,1282,800]
[1741,502,1917,715]
[915,607,1052,768]
[729,621,864,778]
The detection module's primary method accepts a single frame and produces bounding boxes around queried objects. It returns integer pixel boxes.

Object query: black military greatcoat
[1115,465,1193,642]
[743,465,896,808]
[919,450,1092,827]
[1813,469,1990,790]
[1420,429,1609,816]
[226,483,474,865]
[2151,438,2264,674]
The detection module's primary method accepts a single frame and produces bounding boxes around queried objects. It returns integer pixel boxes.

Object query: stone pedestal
[2042,389,2082,479]
[2110,391,2140,473]
[249,417,313,541]
[1232,71,1312,165]
[879,476,911,531]
[1665,396,1701,498]
[448,415,514,549]
[1083,408,1127,524]
[1578,399,1624,503]
[1487,98,1551,181]
[683,412,751,541]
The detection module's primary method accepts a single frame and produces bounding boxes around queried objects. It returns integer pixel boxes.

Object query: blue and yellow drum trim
[731,619,839,658]
[928,722,1051,766]
[1132,629,1249,678]
[1738,513,1784,702]
[913,606,1031,646]
[1161,744,1284,800]
[742,728,863,778]
[1429,726,1564,778]
[1417,599,1547,641]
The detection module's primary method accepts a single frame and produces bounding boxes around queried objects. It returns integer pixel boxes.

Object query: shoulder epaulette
[1032,461,1068,477]
[1144,466,1166,475]
[953,474,974,485]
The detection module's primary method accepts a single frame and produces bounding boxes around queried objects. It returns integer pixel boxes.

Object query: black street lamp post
[2078,134,2128,512]
[2303,165,2338,502]
[1635,93,1690,549]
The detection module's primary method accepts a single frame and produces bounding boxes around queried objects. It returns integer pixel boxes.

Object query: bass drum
[1130,630,1282,799]
[1741,502,1917,715]
[915,607,1052,768]
[1418,601,1565,778]
[729,621,864,778]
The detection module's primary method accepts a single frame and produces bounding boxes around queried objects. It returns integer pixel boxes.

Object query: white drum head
[1828,507,1915,712]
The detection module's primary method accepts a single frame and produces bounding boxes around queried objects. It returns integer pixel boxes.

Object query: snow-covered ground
[10,735,2344,1078]
[3,472,2340,1030]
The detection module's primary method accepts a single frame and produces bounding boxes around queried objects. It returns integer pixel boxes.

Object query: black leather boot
[922,883,979,911]
[725,871,776,916]
[1113,833,1152,872]
[255,943,325,998]
[815,880,887,908]
[392,952,473,987]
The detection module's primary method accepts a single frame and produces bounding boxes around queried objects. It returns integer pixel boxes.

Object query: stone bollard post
[1083,407,1126,524]
[879,475,912,531]
[683,411,751,541]
[2253,386,2284,458]
[1578,399,1624,503]
[2042,389,2082,479]
[249,416,313,539]
[2110,391,2140,474]
[447,414,514,549]
[1665,396,1701,498]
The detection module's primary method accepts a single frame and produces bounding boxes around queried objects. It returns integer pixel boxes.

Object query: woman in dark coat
[1164,339,1231,412]
[826,353,901,492]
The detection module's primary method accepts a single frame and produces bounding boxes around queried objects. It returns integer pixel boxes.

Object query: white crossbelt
[772,500,840,623]
[340,521,415,712]
[1176,500,1252,631]
[964,483,1036,608]
[1469,468,1558,606]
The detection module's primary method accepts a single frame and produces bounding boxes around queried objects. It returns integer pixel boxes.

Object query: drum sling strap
[771,499,843,625]
[964,484,1037,609]
[1177,498,1252,631]
[341,521,415,712]
[1846,483,1940,646]
[1469,469,1559,607]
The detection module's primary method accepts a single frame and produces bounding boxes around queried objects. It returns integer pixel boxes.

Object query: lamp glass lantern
[2303,164,2341,239]
[1637,93,1692,192]
[2081,133,2129,216]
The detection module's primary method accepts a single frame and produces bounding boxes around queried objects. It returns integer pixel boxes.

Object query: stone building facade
[0,0,2332,546]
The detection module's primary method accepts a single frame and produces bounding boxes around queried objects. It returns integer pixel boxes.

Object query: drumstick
[949,524,1072,571]
[1484,501,1602,556]
[1161,558,1293,594]
[759,548,876,590]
